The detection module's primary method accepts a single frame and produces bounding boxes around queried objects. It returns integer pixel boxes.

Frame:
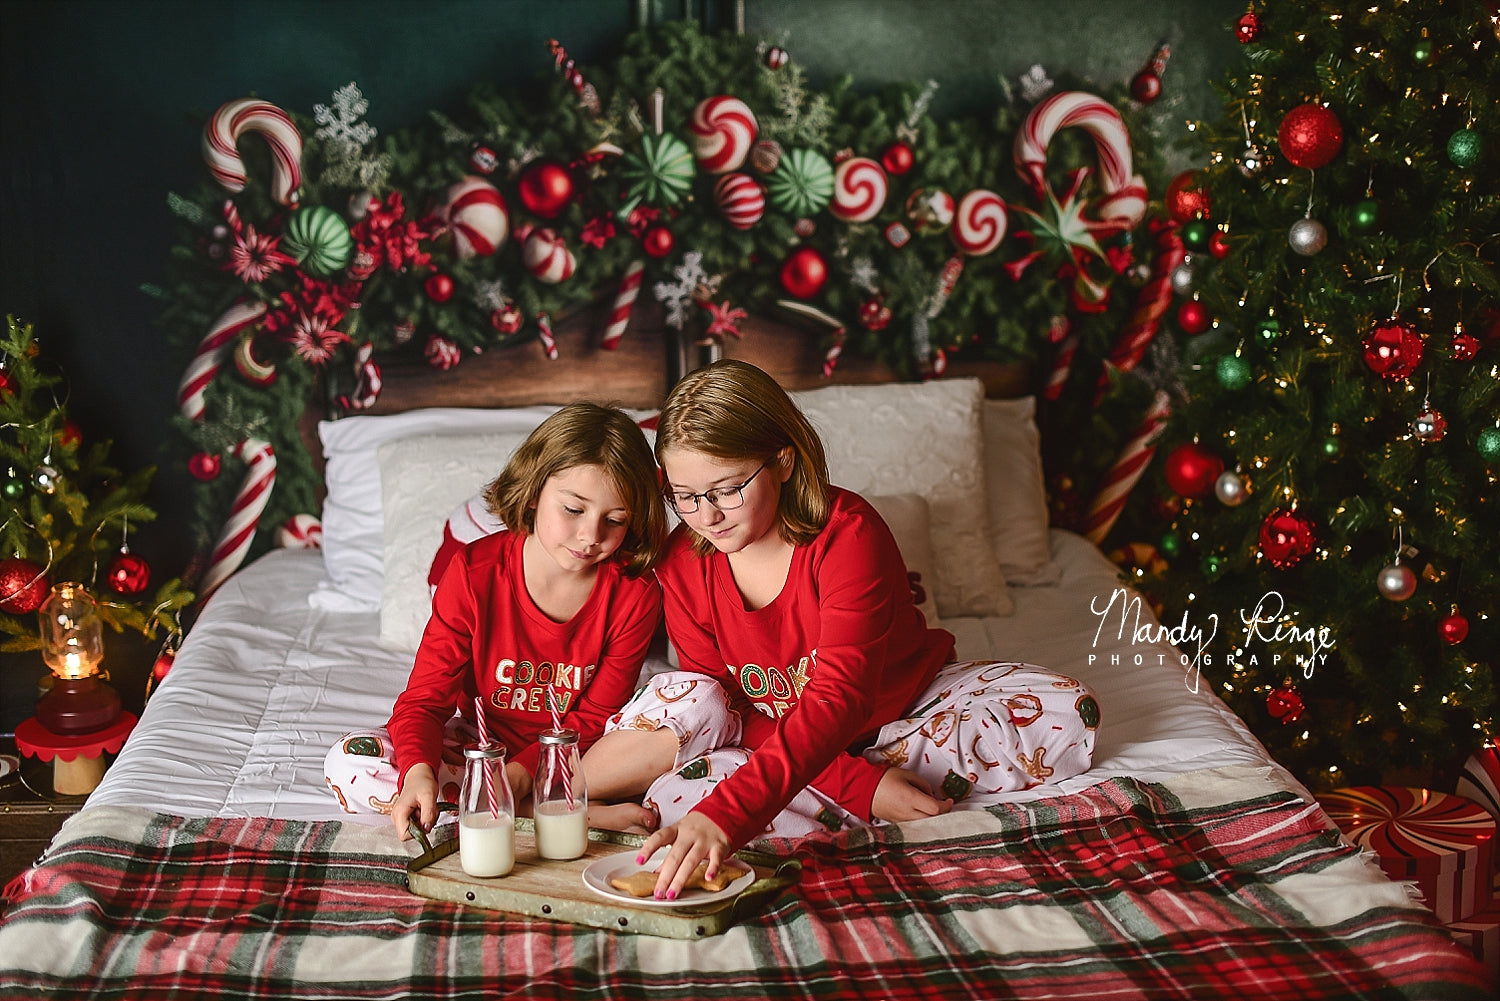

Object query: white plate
[580,847,754,908]
[0,754,18,780]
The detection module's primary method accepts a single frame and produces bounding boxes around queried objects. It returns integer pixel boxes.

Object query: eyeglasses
[667,462,768,514]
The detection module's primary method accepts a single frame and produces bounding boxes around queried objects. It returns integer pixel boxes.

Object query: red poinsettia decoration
[263,274,360,366]
[580,214,617,249]
[349,191,432,277]
[225,223,296,284]
[700,299,747,338]
[625,205,660,239]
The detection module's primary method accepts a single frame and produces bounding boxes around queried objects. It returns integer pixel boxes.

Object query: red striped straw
[547,687,575,811]
[473,696,498,819]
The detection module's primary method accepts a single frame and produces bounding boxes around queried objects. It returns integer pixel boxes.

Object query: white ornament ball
[1214,470,1247,506]
[522,227,576,283]
[1169,256,1197,295]
[714,173,766,229]
[1288,217,1327,256]
[443,176,509,258]
[275,513,324,550]
[1377,563,1417,601]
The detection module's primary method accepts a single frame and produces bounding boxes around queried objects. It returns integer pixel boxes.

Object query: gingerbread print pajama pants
[323,716,477,819]
[605,662,1100,841]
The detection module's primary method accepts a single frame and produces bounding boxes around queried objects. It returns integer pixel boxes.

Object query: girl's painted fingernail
[666,889,677,900]
[653,890,664,900]
[636,855,645,865]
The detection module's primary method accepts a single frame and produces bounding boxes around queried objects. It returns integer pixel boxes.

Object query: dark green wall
[0,0,1242,569]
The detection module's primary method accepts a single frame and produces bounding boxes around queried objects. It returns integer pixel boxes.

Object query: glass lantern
[35,581,120,734]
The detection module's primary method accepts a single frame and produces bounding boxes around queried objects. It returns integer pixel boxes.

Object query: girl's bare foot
[588,801,658,836]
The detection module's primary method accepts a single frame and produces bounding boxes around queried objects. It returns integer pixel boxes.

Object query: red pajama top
[388,529,662,782]
[657,487,954,846]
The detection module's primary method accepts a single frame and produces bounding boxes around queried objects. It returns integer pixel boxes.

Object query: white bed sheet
[88,531,1297,822]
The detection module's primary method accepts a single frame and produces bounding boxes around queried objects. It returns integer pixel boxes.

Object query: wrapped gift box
[1317,786,1495,924]
[1448,904,1500,989]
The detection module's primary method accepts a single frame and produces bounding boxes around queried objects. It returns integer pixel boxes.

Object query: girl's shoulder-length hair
[655,360,830,558]
[483,402,668,574]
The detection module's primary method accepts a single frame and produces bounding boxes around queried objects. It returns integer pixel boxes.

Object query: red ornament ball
[1177,299,1212,335]
[1165,170,1211,223]
[779,246,828,299]
[1130,70,1162,104]
[1209,229,1231,259]
[858,296,892,331]
[1277,103,1344,170]
[0,556,50,614]
[1266,684,1305,724]
[1163,443,1224,498]
[641,225,675,259]
[424,273,455,303]
[1236,11,1261,44]
[1259,507,1316,569]
[1362,322,1424,381]
[0,368,13,398]
[881,141,915,176]
[517,160,575,219]
[108,549,151,595]
[59,420,84,449]
[1439,610,1470,644]
[152,648,177,683]
[1451,331,1480,361]
[188,451,222,481]
[469,145,499,174]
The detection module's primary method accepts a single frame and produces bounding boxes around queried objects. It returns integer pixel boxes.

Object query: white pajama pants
[604,662,1100,841]
[323,716,477,817]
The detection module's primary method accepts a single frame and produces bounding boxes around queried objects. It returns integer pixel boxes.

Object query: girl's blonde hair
[655,360,829,556]
[484,403,668,575]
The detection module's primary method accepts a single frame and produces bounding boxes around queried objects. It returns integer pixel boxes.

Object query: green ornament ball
[1180,219,1212,252]
[620,132,695,210]
[1159,531,1183,559]
[282,206,354,277]
[1256,319,1281,343]
[1216,355,1252,390]
[1,467,25,501]
[1321,435,1344,460]
[1412,39,1433,65]
[767,148,835,217]
[1478,426,1500,462]
[1447,129,1484,168]
[1201,554,1226,579]
[1351,197,1381,232]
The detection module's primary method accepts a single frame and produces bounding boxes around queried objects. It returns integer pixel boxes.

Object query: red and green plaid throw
[0,767,1487,1000]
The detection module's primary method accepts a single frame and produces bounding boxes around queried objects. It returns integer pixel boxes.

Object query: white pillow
[983,398,1061,586]
[376,431,534,651]
[315,406,560,611]
[864,493,941,625]
[790,379,1013,618]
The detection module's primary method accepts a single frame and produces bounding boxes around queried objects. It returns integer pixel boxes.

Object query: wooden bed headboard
[362,302,1030,415]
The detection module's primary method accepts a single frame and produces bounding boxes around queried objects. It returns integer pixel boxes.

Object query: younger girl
[324,403,668,838]
[583,361,1099,899]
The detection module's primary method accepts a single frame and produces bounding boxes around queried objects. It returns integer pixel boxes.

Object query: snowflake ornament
[849,257,880,296]
[653,251,709,330]
[472,279,508,313]
[1019,65,1055,104]
[313,82,390,190]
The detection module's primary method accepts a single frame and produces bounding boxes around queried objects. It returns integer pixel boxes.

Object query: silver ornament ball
[1169,256,1197,295]
[1214,470,1247,506]
[1377,563,1417,601]
[1237,144,1266,178]
[1412,408,1446,442]
[1288,217,1327,256]
[33,463,61,495]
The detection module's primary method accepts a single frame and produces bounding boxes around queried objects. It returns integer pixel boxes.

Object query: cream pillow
[790,379,1013,618]
[376,431,533,651]
[865,493,942,625]
[983,398,1061,586]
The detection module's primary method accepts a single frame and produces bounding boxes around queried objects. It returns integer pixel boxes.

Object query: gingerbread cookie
[609,859,747,898]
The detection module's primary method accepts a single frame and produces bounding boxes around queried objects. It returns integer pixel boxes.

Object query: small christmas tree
[1155,0,1499,788]
[1,316,193,657]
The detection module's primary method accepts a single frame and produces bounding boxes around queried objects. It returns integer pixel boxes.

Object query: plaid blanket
[0,766,1486,1000]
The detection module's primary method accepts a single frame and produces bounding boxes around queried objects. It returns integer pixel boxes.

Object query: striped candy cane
[474,696,499,819]
[600,260,645,351]
[1081,391,1170,545]
[1097,224,1186,402]
[547,687,574,810]
[177,300,269,421]
[1043,332,1079,401]
[536,312,559,360]
[202,98,303,207]
[198,437,277,603]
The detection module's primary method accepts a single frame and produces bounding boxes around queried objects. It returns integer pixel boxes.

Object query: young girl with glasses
[324,403,668,838]
[582,360,1099,900]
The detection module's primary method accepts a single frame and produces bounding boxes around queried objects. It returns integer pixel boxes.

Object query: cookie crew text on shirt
[488,658,595,712]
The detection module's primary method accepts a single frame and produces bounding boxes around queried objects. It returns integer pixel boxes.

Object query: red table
[15,713,137,795]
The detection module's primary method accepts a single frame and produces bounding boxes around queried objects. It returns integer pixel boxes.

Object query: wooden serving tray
[406,817,801,939]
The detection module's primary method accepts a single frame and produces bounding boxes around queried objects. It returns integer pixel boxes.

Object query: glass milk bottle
[459,743,515,877]
[534,728,589,860]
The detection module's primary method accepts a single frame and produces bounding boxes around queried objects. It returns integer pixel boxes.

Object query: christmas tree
[1154,0,1499,789]
[1,316,193,655]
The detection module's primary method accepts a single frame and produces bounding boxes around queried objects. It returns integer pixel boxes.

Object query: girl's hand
[870,767,953,823]
[505,760,533,804]
[635,811,733,900]
[392,763,438,840]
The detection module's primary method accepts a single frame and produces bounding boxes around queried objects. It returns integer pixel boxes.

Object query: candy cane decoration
[178,300,269,421]
[1014,91,1146,232]
[601,260,645,351]
[1081,391,1170,545]
[198,437,277,604]
[473,696,499,819]
[536,312,559,360]
[547,38,601,117]
[202,98,303,207]
[1043,332,1079,402]
[1099,224,1186,401]
[776,299,847,378]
